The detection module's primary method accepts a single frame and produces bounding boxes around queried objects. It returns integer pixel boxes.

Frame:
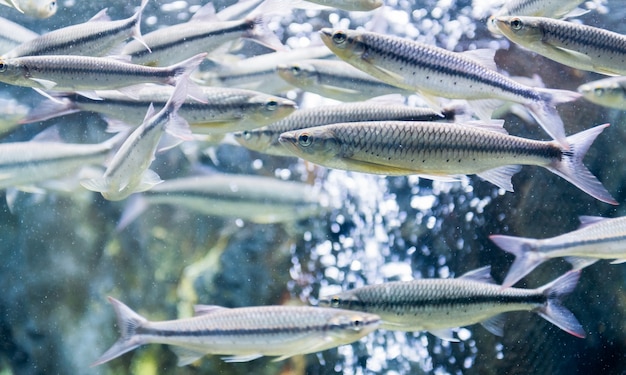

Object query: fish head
[0,58,24,85]
[494,16,544,42]
[276,62,319,87]
[319,29,366,62]
[325,311,380,341]
[578,78,626,109]
[318,292,363,310]
[233,127,275,152]
[20,0,58,19]
[245,95,297,126]
[278,127,343,162]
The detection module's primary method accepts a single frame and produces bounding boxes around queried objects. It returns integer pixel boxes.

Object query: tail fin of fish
[242,0,288,51]
[130,0,151,53]
[535,270,585,338]
[19,95,79,124]
[489,234,545,288]
[91,297,148,367]
[546,123,617,205]
[166,53,208,105]
[528,88,582,148]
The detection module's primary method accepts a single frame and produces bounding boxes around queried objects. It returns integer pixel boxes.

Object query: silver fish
[0,0,57,19]
[117,173,325,229]
[80,78,191,201]
[0,53,206,94]
[235,101,457,156]
[3,0,148,58]
[491,215,626,288]
[277,59,415,102]
[0,16,38,54]
[319,28,581,147]
[92,297,380,366]
[578,76,626,110]
[277,121,617,204]
[319,266,585,339]
[494,16,626,76]
[494,0,586,18]
[302,0,382,11]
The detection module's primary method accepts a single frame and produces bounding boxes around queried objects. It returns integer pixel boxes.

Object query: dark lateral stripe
[360,36,540,101]
[541,234,626,252]
[545,22,626,55]
[131,22,252,59]
[0,151,107,170]
[144,189,309,206]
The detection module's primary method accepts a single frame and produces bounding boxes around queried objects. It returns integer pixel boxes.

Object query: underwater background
[0,0,625,374]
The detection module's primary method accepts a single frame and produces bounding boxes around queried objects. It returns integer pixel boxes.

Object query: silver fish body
[319,267,584,339]
[302,0,382,11]
[491,215,626,288]
[494,16,626,76]
[0,16,38,54]
[0,0,57,19]
[3,0,148,58]
[494,0,586,18]
[235,102,455,156]
[578,76,626,110]
[320,28,580,147]
[278,121,616,204]
[92,297,380,366]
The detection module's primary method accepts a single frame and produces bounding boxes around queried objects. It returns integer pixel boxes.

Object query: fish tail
[91,297,148,367]
[243,0,287,51]
[547,123,617,205]
[131,0,151,53]
[489,234,545,288]
[535,270,585,338]
[527,88,581,148]
[164,75,193,141]
[19,95,78,124]
[167,53,208,86]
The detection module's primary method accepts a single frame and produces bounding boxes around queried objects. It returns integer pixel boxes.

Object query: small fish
[487,0,587,35]
[491,216,626,288]
[0,53,206,96]
[117,173,325,229]
[0,16,38,54]
[235,101,457,156]
[277,59,415,102]
[320,28,581,147]
[277,121,617,204]
[302,0,382,11]
[494,16,626,77]
[92,297,380,366]
[3,0,149,58]
[578,76,626,110]
[80,78,191,201]
[319,266,585,339]
[0,0,57,19]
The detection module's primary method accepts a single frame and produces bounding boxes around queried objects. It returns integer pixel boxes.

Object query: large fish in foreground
[92,297,380,366]
[278,121,617,204]
[494,16,626,77]
[491,215,626,288]
[320,28,580,147]
[319,267,585,340]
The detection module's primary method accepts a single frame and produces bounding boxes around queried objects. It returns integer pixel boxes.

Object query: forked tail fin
[536,270,585,338]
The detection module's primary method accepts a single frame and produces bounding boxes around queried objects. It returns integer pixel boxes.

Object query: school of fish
[1,0,625,371]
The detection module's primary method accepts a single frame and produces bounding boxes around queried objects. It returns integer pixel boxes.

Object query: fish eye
[298,133,312,147]
[510,18,523,31]
[351,318,363,330]
[265,100,278,111]
[291,66,301,75]
[594,88,605,97]
[332,31,347,45]
[241,130,251,140]
[0,62,5,72]
[330,296,340,307]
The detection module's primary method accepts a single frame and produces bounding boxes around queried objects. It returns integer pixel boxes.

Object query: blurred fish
[493,0,586,17]
[0,97,28,136]
[0,0,57,18]
[578,76,626,110]
[0,16,38,54]
[3,0,149,58]
[235,101,459,156]
[494,16,626,76]
[277,59,415,101]
[216,0,265,21]
[0,53,206,98]
[122,1,284,66]
[319,267,585,339]
[22,85,296,134]
[278,121,617,204]
[92,297,380,366]
[117,173,325,229]
[81,78,191,201]
[491,216,626,288]
[320,28,581,147]
[303,0,382,11]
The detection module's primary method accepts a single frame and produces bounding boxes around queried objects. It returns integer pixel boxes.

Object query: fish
[277,121,617,204]
[319,266,585,340]
[490,215,626,288]
[0,16,38,54]
[116,173,325,229]
[122,1,283,67]
[493,0,586,18]
[0,97,28,136]
[21,85,296,134]
[577,76,626,110]
[302,0,382,11]
[0,53,206,98]
[0,0,57,19]
[3,0,149,58]
[80,77,191,201]
[494,16,626,77]
[319,28,581,148]
[277,59,415,102]
[92,297,380,366]
[235,101,458,156]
